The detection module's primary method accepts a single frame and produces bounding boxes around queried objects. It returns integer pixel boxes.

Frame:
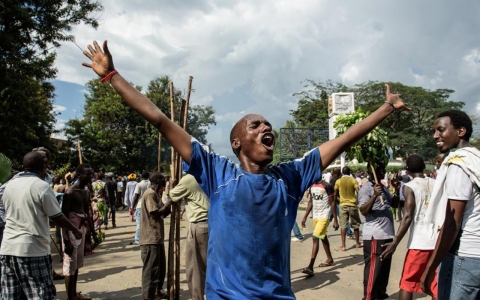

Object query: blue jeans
[330,204,353,236]
[135,208,141,243]
[292,222,304,240]
[438,252,480,300]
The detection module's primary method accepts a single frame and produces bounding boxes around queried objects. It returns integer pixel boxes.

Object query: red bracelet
[101,70,118,83]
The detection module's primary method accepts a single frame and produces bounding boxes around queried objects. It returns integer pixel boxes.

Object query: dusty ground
[51,208,431,300]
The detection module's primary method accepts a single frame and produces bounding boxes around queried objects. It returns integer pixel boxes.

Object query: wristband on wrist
[101,70,118,83]
[384,101,396,114]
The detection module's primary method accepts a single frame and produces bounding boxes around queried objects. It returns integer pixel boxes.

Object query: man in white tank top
[380,154,437,299]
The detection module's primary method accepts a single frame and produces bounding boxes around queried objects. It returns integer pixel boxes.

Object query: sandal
[356,243,364,248]
[301,268,314,276]
[73,292,91,300]
[318,261,335,267]
[338,246,347,252]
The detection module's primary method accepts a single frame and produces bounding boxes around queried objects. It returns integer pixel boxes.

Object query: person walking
[131,171,151,245]
[334,166,362,251]
[300,179,338,276]
[125,173,138,222]
[104,174,117,229]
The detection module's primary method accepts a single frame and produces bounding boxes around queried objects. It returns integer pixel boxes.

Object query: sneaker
[291,237,304,242]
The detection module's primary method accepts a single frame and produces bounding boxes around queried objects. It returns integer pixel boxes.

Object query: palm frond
[0,153,13,184]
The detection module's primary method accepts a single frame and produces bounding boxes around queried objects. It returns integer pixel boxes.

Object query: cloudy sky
[52,0,480,159]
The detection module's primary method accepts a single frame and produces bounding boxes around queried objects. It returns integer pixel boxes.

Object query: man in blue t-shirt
[81,40,410,299]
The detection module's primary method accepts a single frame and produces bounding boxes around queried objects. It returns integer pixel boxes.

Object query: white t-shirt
[0,174,62,257]
[134,180,151,209]
[310,182,333,220]
[117,181,124,192]
[323,172,332,183]
[445,165,480,257]
[405,177,436,250]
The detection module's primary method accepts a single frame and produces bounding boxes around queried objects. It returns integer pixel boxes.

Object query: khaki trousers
[186,221,208,300]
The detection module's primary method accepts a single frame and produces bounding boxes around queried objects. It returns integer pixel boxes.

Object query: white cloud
[52,105,67,113]
[52,0,480,153]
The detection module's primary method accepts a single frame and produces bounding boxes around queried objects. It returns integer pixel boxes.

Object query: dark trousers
[397,201,404,220]
[109,201,116,226]
[363,238,392,300]
[141,244,166,300]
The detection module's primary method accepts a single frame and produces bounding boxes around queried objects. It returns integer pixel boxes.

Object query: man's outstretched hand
[385,84,411,112]
[82,40,115,77]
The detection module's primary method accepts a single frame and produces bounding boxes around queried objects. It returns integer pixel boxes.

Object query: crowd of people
[0,38,478,300]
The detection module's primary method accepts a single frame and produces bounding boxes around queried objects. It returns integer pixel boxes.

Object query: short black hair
[230,120,244,157]
[149,172,165,186]
[332,167,341,177]
[23,152,45,172]
[141,171,150,180]
[406,154,425,173]
[437,110,473,141]
[32,147,51,160]
[342,166,351,175]
[76,164,92,175]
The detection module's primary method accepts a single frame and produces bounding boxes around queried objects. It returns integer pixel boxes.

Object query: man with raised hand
[81,40,409,299]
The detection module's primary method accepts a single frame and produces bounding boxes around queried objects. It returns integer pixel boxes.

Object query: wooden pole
[370,164,384,205]
[157,133,162,172]
[183,76,193,129]
[77,141,83,164]
[173,99,187,300]
[167,81,176,300]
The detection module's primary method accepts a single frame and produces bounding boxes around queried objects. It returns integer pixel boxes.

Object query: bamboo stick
[77,141,83,164]
[183,76,193,129]
[369,164,384,205]
[157,133,162,172]
[167,81,176,300]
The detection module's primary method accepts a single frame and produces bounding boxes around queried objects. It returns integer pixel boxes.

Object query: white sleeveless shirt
[405,177,436,249]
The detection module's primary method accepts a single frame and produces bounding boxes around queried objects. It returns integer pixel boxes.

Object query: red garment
[399,249,438,298]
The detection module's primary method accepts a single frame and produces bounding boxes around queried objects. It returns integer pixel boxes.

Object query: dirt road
[52,209,430,299]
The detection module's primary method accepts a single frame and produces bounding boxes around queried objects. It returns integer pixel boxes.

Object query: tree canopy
[0,0,102,164]
[289,80,465,163]
[64,75,216,172]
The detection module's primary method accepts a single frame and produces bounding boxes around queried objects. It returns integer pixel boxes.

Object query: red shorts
[399,249,437,298]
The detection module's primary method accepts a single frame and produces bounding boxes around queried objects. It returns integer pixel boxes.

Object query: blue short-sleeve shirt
[186,138,322,299]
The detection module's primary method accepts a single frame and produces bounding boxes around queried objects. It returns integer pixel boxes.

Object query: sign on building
[328,93,355,140]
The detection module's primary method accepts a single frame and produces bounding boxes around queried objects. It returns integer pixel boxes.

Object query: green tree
[0,0,102,164]
[291,80,349,128]
[64,76,216,172]
[65,79,148,171]
[291,80,464,163]
[353,81,463,161]
[334,108,390,167]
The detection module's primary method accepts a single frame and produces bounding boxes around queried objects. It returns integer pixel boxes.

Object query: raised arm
[82,40,192,163]
[318,85,410,170]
